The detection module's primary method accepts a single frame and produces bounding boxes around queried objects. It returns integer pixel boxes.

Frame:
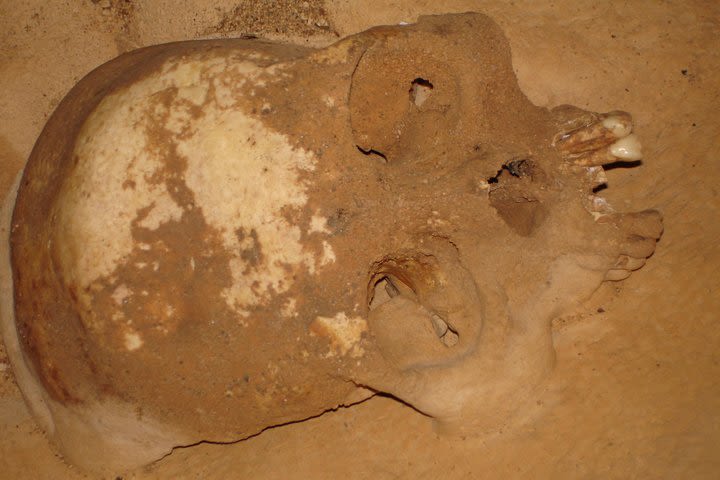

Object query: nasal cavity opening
[409,77,433,107]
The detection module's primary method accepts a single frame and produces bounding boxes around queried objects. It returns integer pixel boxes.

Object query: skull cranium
[0,12,662,474]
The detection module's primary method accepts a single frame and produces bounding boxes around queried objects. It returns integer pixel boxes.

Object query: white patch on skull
[111,284,132,306]
[281,298,298,318]
[124,331,143,351]
[55,94,181,298]
[320,240,336,266]
[53,53,321,317]
[309,214,331,234]
[180,106,318,315]
[322,95,336,108]
[312,312,367,357]
[165,107,194,135]
[137,200,184,231]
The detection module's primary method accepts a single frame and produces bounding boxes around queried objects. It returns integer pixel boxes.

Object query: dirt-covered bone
[0,12,662,475]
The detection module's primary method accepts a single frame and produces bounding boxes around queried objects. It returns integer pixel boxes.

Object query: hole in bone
[369,275,459,347]
[485,158,534,184]
[488,166,548,236]
[409,77,434,107]
[356,145,388,163]
[505,158,532,177]
[487,173,500,184]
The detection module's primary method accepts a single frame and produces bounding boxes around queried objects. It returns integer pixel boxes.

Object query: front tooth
[591,195,613,211]
[609,134,643,160]
[589,194,615,219]
[602,114,633,138]
[586,166,608,187]
[430,313,449,338]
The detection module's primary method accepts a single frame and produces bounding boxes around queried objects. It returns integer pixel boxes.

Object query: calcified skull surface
[1,13,662,474]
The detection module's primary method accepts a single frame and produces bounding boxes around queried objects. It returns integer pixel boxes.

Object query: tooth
[591,195,612,210]
[430,313,449,338]
[572,132,643,166]
[601,112,633,138]
[609,134,642,160]
[589,194,615,218]
[586,166,608,188]
[384,278,400,298]
[555,111,632,154]
[442,329,459,347]
[555,125,609,154]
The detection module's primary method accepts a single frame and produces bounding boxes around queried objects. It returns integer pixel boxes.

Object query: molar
[586,166,608,188]
[601,114,633,138]
[609,134,642,160]
[589,194,615,217]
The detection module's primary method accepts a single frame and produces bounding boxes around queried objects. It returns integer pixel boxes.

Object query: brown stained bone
[3,13,663,475]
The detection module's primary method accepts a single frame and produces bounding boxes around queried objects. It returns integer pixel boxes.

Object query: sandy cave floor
[1,0,719,478]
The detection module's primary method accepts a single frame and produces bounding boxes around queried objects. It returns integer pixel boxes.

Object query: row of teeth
[582,114,641,216]
[602,116,642,161]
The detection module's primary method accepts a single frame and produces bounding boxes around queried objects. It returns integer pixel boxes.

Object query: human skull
[0,13,662,474]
